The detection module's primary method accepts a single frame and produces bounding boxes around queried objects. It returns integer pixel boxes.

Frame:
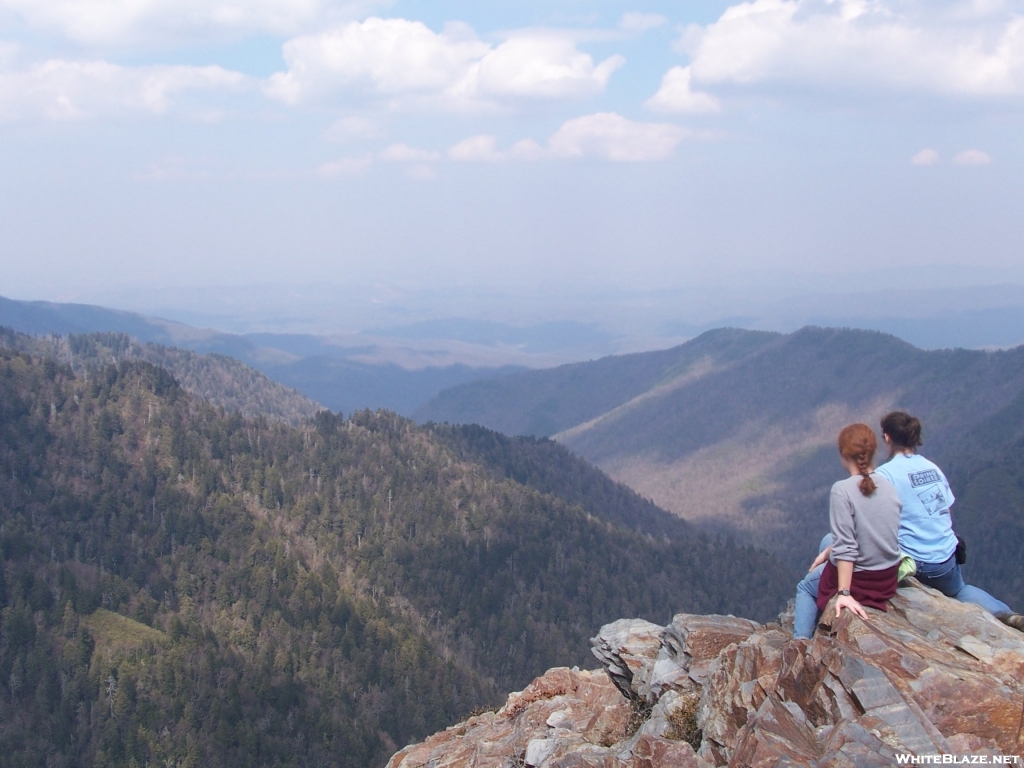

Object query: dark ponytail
[838,423,878,496]
[881,411,922,457]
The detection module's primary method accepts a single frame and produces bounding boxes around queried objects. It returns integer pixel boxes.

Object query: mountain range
[9,291,1020,605]
[416,326,1024,605]
[0,295,524,415]
[5,294,1024,766]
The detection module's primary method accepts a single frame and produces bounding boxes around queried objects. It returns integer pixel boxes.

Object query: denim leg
[793,534,833,640]
[916,556,1014,618]
[794,565,825,639]
[914,555,963,597]
[955,584,1012,619]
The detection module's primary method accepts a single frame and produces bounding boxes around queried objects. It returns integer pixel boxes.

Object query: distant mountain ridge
[0,294,193,340]
[415,328,779,437]
[415,327,1024,606]
[0,295,522,415]
[0,327,323,426]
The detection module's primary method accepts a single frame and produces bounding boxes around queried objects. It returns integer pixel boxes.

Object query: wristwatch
[839,589,851,597]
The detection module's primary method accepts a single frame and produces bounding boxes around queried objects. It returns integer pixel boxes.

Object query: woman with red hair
[793,424,902,639]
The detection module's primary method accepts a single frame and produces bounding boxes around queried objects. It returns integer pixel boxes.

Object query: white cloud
[264,17,625,109]
[953,148,992,165]
[683,0,1024,99]
[0,0,386,45]
[317,156,372,177]
[318,151,438,178]
[910,148,940,166]
[448,134,502,161]
[323,115,379,141]
[618,12,668,32]
[330,118,686,173]
[449,116,687,164]
[645,66,721,113]
[379,143,440,162]
[548,112,688,162]
[264,18,488,105]
[0,59,245,120]
[465,36,624,100]
[508,138,545,161]
[448,134,543,162]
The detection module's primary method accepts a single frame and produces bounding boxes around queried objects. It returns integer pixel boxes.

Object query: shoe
[1001,613,1024,632]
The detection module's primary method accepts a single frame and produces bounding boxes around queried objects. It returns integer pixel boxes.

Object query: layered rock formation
[386,581,1024,767]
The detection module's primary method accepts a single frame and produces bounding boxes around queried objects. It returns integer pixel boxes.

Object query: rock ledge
[386,581,1024,767]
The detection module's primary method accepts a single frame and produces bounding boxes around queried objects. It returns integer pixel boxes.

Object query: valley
[0,346,792,767]
[417,327,1024,603]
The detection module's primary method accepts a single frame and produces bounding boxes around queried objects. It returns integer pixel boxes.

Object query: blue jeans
[915,555,1012,619]
[794,534,832,639]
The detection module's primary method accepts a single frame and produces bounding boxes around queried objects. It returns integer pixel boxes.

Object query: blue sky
[2,0,1024,332]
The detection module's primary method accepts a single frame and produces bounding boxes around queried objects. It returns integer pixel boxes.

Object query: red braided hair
[838,423,877,496]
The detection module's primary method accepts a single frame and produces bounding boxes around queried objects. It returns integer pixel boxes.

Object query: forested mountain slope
[1,328,322,426]
[415,327,1024,604]
[425,424,693,540]
[0,349,792,768]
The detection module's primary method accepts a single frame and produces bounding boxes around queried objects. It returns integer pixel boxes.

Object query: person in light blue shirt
[876,411,1023,632]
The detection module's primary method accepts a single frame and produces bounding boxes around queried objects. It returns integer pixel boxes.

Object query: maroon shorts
[816,560,898,612]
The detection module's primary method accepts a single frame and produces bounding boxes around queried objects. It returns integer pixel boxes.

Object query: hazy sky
[2,0,1024,324]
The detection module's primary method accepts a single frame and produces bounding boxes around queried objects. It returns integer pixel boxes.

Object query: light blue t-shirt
[876,453,957,564]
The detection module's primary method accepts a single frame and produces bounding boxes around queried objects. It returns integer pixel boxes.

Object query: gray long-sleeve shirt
[829,472,902,572]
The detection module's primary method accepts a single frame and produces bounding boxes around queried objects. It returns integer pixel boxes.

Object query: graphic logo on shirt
[909,469,940,488]
[916,486,948,516]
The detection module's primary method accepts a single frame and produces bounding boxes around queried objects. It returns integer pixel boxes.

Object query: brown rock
[504,667,583,719]
[728,695,819,768]
[621,733,708,768]
[388,579,1024,768]
[590,619,665,701]
[697,630,787,760]
[386,668,631,768]
[663,614,760,685]
[818,720,901,767]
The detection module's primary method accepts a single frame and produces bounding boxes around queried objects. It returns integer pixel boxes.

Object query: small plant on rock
[624,696,654,739]
[665,692,702,750]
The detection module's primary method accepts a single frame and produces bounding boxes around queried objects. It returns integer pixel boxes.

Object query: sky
[2,0,1024,334]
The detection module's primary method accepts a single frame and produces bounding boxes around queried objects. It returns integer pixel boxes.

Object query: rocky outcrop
[386,581,1024,767]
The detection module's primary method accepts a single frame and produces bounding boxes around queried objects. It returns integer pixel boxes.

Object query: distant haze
[31,277,1024,357]
[2,1,1023,334]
